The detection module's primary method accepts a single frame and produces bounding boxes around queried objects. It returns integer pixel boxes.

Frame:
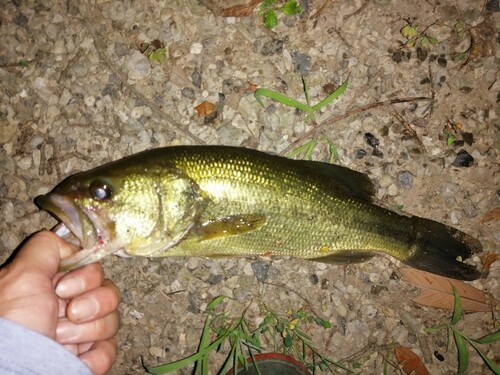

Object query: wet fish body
[36,146,482,280]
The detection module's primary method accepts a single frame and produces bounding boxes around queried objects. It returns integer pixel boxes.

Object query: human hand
[0,231,120,374]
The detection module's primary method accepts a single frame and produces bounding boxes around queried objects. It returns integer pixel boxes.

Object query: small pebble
[364,132,380,148]
[397,170,413,189]
[181,87,195,99]
[462,132,474,145]
[14,13,29,26]
[251,261,269,282]
[309,273,319,285]
[291,52,311,75]
[437,54,447,67]
[416,47,427,61]
[372,149,384,158]
[192,69,202,88]
[260,38,284,56]
[190,42,203,54]
[451,149,474,167]
[355,149,367,159]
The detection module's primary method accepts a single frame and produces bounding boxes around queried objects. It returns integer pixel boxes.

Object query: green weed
[425,286,500,374]
[145,295,350,374]
[255,76,348,121]
[259,0,302,29]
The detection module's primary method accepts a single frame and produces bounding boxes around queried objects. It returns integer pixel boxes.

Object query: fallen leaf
[194,101,216,117]
[479,207,500,223]
[222,0,261,17]
[394,346,429,375]
[400,268,498,312]
[480,253,500,274]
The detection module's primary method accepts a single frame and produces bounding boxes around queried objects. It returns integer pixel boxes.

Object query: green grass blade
[218,337,238,375]
[145,327,233,374]
[469,340,500,374]
[287,138,317,160]
[450,285,462,325]
[302,76,311,108]
[206,295,227,312]
[310,78,348,112]
[453,329,469,374]
[474,329,500,344]
[254,88,312,112]
[321,136,339,163]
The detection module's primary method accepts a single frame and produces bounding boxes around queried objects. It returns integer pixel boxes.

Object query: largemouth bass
[36,146,482,280]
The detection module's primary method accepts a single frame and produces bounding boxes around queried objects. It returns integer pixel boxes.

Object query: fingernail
[55,277,85,299]
[70,297,99,322]
[56,321,79,343]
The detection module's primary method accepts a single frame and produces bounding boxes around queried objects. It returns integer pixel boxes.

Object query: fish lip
[35,193,98,249]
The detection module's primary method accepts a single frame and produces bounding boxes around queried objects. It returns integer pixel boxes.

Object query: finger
[79,338,117,375]
[55,263,105,299]
[10,231,76,277]
[66,280,121,323]
[56,311,120,344]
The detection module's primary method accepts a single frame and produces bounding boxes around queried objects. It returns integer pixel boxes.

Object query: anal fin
[309,250,375,265]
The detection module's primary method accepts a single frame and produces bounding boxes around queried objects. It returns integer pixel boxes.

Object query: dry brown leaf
[394,347,429,375]
[194,101,216,117]
[400,268,497,312]
[479,207,500,223]
[480,252,500,274]
[221,0,261,17]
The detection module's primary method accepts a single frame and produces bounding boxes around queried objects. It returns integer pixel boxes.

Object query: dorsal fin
[297,160,376,202]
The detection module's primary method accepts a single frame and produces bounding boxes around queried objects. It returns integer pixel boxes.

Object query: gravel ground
[1,0,499,374]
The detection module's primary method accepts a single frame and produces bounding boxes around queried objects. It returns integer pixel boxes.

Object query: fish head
[36,163,204,270]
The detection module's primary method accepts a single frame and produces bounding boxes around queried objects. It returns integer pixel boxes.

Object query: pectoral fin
[194,214,267,241]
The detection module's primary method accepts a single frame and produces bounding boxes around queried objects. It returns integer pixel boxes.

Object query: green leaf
[445,132,456,145]
[254,88,311,112]
[469,340,500,374]
[401,25,418,39]
[149,47,167,63]
[450,285,462,325]
[453,330,469,374]
[424,325,443,334]
[280,0,302,16]
[455,20,465,32]
[287,139,317,160]
[264,10,278,29]
[421,36,430,48]
[284,331,294,347]
[297,310,306,318]
[146,328,232,373]
[427,35,438,45]
[405,39,416,48]
[206,295,227,312]
[453,52,467,61]
[474,329,500,344]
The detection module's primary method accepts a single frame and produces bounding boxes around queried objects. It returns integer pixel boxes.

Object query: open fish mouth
[35,193,105,270]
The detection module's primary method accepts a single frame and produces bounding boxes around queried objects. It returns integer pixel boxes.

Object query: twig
[390,109,426,152]
[310,0,336,20]
[280,96,434,156]
[80,12,205,145]
[343,0,370,21]
[58,49,84,81]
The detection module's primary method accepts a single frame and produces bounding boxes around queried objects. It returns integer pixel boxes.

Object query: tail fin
[401,216,482,281]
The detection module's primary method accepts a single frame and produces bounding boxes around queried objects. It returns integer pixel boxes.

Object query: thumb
[11,231,75,276]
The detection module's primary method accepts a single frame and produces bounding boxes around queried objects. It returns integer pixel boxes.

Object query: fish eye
[89,182,113,201]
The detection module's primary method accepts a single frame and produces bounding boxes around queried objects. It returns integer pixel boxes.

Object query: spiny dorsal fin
[298,160,376,202]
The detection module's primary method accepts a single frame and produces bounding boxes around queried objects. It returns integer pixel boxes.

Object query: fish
[35,145,482,280]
